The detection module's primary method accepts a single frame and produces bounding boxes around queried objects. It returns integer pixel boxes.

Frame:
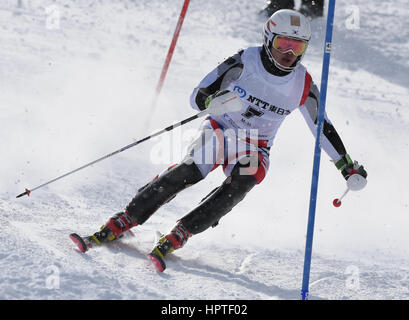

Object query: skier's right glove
[335,154,367,181]
[203,90,242,116]
[205,90,230,109]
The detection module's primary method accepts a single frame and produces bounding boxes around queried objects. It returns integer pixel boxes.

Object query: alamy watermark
[344,5,360,30]
[345,265,360,291]
[45,265,60,290]
[149,126,263,176]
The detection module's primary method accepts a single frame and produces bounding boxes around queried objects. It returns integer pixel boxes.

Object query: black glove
[335,154,367,181]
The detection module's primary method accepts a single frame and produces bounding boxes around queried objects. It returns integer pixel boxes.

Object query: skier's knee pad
[180,162,257,235]
[126,161,204,224]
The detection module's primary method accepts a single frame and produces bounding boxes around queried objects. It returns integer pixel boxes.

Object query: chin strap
[273,59,296,72]
[260,45,292,76]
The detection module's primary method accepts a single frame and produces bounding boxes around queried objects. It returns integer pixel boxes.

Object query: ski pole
[332,187,350,207]
[16,92,242,198]
[332,173,367,207]
[16,111,205,199]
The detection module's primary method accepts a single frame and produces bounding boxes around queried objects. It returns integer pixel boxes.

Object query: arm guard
[299,81,347,162]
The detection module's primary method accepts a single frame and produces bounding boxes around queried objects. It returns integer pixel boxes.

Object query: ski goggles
[272,36,308,56]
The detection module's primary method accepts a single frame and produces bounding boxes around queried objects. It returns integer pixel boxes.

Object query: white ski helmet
[263,9,311,72]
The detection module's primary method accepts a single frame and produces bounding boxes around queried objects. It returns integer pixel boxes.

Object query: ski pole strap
[335,154,353,171]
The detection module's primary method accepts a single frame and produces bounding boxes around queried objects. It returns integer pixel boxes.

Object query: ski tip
[147,253,166,273]
[154,230,164,243]
[69,233,88,253]
[127,229,136,237]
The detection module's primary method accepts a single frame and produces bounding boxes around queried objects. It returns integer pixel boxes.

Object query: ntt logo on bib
[233,86,246,98]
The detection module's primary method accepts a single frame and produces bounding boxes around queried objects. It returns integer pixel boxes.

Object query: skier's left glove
[335,154,367,181]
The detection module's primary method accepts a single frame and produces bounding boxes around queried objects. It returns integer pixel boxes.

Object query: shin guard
[180,164,257,235]
[126,162,203,225]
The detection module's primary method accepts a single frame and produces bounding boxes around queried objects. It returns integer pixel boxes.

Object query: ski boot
[147,235,175,272]
[70,211,137,253]
[147,222,191,272]
[69,225,117,253]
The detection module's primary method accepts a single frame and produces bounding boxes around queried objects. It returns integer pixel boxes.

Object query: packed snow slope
[1,0,408,300]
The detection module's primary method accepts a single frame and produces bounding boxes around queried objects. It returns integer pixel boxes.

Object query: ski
[69,230,168,273]
[146,231,173,273]
[69,233,98,253]
[69,229,131,253]
[147,250,167,273]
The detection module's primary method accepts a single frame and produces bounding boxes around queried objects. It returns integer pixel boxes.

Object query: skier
[260,0,324,19]
[70,9,367,272]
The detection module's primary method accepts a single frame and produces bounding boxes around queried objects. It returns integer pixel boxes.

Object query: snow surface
[1,0,408,300]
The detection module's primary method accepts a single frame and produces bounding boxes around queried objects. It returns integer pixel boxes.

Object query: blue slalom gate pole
[301,0,336,300]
